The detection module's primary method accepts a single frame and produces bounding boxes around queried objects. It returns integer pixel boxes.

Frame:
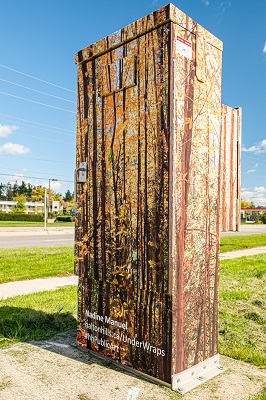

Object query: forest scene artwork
[76,10,172,381]
[75,4,239,386]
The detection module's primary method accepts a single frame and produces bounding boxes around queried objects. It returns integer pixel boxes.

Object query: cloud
[245,163,259,174]
[263,42,266,54]
[0,142,30,155]
[220,1,231,8]
[219,1,231,13]
[47,180,62,191]
[241,186,266,206]
[202,0,210,5]
[242,139,266,154]
[255,186,266,193]
[0,124,18,138]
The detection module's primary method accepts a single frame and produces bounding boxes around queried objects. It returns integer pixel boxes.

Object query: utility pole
[44,187,47,231]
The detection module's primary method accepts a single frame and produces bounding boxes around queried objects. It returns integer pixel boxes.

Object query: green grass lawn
[0,286,77,347]
[250,392,266,400]
[219,254,266,368]
[0,221,74,227]
[220,233,266,253]
[0,246,74,283]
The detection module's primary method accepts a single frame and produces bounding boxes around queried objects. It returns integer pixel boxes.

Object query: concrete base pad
[1,330,265,400]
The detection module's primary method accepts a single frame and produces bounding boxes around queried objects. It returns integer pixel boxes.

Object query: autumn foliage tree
[13,194,27,213]
[241,200,255,209]
[30,186,62,202]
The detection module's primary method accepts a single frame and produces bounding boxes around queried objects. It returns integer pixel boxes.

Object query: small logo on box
[176,36,192,59]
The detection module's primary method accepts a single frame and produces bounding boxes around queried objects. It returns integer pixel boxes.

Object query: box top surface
[75,3,223,65]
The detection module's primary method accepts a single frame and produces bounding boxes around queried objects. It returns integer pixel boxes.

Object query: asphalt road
[0,228,74,248]
[0,224,265,249]
[220,224,266,236]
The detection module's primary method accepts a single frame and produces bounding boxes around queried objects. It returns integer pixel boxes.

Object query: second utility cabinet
[75,3,237,392]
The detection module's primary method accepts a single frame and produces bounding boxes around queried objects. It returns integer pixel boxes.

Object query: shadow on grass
[0,306,77,347]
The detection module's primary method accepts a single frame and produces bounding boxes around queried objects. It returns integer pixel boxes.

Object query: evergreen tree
[18,181,33,200]
[12,181,19,197]
[5,183,13,201]
[63,190,74,202]
[0,183,5,200]
[0,182,36,201]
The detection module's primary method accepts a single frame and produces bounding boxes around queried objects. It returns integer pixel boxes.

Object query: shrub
[261,212,266,224]
[0,212,43,222]
[56,215,72,222]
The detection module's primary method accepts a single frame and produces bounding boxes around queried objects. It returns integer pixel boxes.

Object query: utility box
[220,105,242,232]
[75,3,236,393]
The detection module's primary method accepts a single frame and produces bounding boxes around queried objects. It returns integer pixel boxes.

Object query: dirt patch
[0,330,265,400]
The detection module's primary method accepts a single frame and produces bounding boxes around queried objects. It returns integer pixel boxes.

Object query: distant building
[0,200,61,214]
[0,201,17,213]
[241,207,266,221]
[48,200,60,214]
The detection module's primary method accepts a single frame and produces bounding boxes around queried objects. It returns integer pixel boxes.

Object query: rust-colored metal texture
[220,105,242,232]
[75,3,223,385]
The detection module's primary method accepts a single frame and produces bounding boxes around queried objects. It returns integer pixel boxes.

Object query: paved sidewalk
[220,246,266,259]
[0,275,78,300]
[0,227,74,237]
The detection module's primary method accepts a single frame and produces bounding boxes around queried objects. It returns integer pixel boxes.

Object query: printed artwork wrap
[169,15,222,375]
[76,14,172,383]
[220,105,241,232]
[75,3,225,385]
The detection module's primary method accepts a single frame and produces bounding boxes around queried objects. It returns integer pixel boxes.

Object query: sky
[0,0,266,204]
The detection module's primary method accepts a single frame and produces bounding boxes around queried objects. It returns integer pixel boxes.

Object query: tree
[13,194,27,213]
[53,192,62,202]
[30,186,45,202]
[241,200,256,219]
[12,181,19,197]
[30,186,62,204]
[5,182,13,201]
[241,200,253,209]
[261,212,266,224]
[0,183,5,200]
[0,182,36,201]
[18,181,34,200]
[63,190,74,202]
